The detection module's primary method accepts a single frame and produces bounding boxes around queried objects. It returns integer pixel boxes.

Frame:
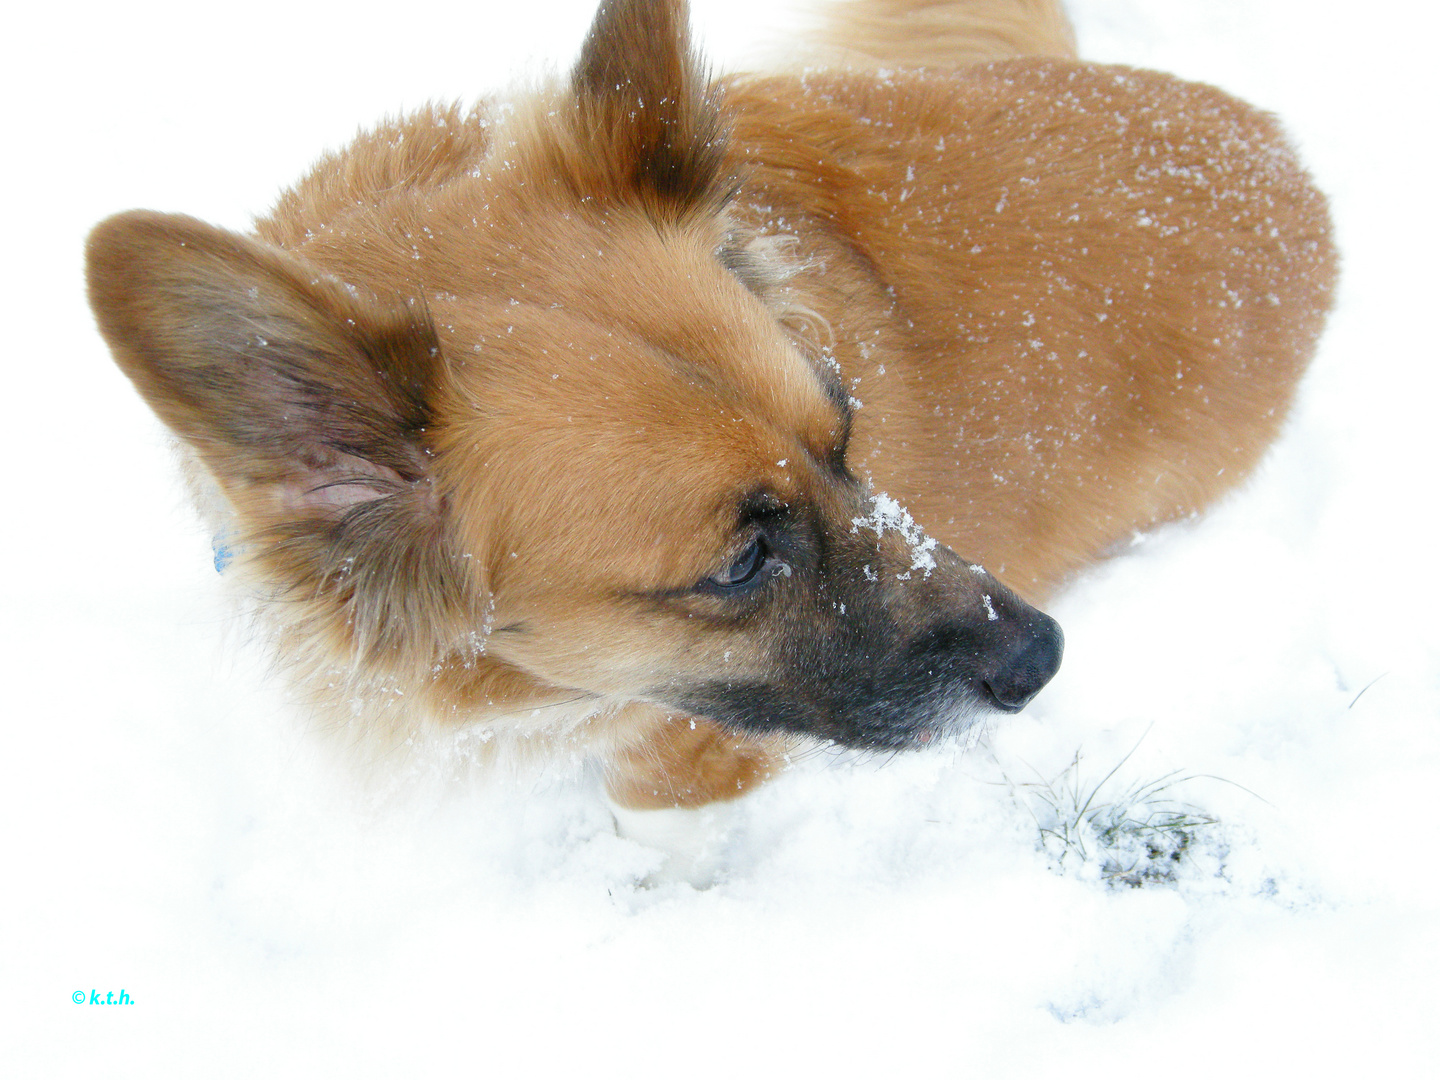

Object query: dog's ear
[570,0,729,215]
[87,210,468,657]
[87,210,440,518]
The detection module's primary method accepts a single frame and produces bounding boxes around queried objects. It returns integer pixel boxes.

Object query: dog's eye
[708,536,769,591]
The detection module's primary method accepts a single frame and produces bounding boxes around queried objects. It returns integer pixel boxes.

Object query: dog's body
[87,0,1335,820]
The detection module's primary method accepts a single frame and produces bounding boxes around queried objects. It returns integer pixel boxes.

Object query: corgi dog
[86,0,1335,843]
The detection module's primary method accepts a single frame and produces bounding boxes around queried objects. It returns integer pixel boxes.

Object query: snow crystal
[851,492,939,577]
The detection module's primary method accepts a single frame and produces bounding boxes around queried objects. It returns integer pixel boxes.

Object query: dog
[85,0,1335,852]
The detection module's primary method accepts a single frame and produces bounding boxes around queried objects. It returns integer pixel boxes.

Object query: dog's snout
[980,611,1064,711]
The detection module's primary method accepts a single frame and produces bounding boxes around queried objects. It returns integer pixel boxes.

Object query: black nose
[981,611,1064,711]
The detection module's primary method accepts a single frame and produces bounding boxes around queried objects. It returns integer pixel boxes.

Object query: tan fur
[606,706,782,809]
[811,0,1076,68]
[86,0,1336,815]
[721,63,1335,594]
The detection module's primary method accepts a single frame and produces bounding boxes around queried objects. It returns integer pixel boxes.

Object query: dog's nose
[981,611,1064,711]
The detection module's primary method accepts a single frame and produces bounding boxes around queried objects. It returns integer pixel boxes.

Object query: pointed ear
[570,0,728,214]
[87,210,470,660]
[86,210,440,519]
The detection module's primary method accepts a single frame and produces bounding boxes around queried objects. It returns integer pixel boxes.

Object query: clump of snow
[851,491,939,578]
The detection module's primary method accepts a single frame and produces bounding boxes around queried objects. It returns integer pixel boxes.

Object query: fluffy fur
[86,0,1335,814]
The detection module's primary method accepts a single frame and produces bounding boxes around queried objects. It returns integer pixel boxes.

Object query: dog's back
[720,8,1335,593]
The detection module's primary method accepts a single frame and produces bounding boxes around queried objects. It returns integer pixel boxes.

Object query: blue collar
[212,532,235,574]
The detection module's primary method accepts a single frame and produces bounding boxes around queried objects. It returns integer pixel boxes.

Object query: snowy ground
[4,0,1437,1073]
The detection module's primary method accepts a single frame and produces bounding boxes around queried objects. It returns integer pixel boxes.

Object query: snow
[851,491,940,577]
[4,0,1438,1073]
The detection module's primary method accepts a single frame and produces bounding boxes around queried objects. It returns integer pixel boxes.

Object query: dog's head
[85,0,1061,751]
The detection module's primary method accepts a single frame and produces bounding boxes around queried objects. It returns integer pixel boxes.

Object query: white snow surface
[4,0,1438,1073]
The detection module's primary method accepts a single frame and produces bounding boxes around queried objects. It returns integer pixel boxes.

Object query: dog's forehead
[432,302,841,583]
[422,188,829,413]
